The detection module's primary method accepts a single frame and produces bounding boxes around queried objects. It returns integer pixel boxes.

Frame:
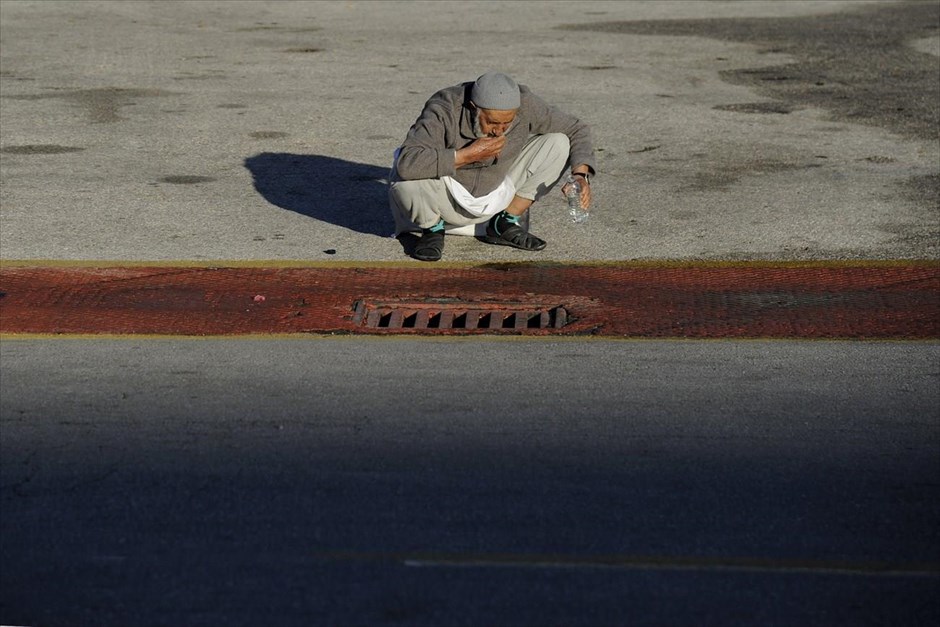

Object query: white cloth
[389,134,569,235]
[440,175,516,218]
[391,146,514,218]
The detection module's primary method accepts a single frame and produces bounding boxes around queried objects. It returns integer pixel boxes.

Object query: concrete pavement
[1,0,937,263]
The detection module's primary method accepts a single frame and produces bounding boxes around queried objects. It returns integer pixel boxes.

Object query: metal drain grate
[353,299,568,331]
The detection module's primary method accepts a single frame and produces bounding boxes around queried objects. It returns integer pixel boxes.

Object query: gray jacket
[395,81,596,196]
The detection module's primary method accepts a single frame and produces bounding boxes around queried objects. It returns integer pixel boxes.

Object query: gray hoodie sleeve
[394,95,458,181]
[524,90,597,176]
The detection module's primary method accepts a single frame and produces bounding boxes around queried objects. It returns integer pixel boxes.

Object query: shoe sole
[413,252,442,261]
[482,234,547,251]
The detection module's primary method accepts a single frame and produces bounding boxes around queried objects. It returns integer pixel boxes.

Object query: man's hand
[455,135,506,168]
[561,171,593,209]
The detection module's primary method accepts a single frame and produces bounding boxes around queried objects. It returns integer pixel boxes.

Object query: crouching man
[389,71,596,261]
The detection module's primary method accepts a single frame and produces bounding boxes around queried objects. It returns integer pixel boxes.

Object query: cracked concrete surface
[0,0,937,262]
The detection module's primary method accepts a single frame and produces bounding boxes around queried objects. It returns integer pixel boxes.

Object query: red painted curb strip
[1,264,937,338]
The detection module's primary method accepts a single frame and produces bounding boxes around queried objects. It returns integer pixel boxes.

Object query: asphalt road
[1,338,938,626]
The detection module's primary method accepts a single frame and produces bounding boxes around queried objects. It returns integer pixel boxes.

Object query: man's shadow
[244,153,395,236]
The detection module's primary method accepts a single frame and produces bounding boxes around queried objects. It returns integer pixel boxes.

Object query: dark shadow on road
[2,339,939,625]
[244,153,394,236]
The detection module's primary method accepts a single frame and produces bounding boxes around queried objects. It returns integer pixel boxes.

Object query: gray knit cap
[471,72,521,110]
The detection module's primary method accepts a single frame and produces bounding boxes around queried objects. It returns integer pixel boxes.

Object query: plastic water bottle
[566,175,589,224]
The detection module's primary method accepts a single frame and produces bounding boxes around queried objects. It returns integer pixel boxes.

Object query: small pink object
[253,295,266,302]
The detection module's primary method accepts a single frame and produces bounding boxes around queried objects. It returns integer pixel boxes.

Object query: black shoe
[413,228,445,261]
[483,212,546,251]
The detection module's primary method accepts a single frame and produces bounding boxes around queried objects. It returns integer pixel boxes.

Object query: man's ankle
[425,218,445,233]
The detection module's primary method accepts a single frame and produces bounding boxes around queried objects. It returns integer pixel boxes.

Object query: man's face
[473,106,517,137]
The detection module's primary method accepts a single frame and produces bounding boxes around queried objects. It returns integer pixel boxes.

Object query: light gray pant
[388,133,571,235]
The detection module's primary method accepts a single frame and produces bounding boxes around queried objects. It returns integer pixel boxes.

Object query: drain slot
[353,300,568,332]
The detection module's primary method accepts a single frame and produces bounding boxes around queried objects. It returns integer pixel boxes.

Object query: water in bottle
[566,175,589,224]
